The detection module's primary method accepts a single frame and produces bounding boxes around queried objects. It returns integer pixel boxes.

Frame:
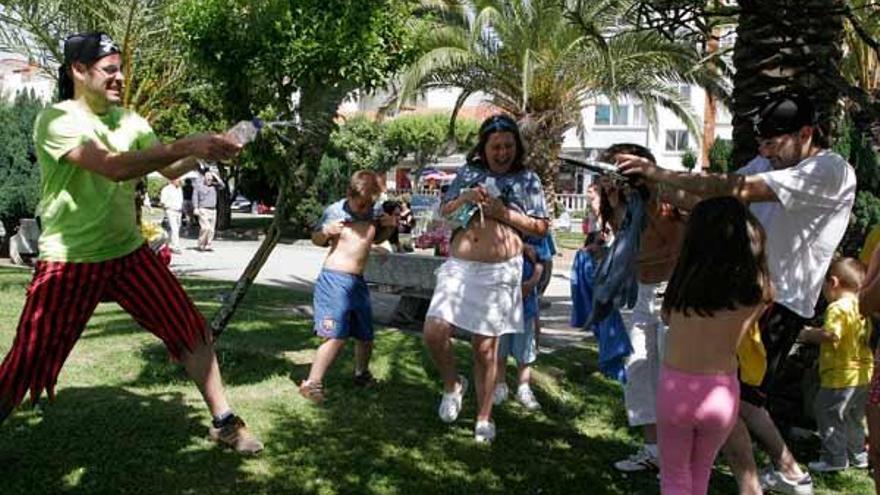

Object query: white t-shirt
[738,150,856,318]
[160,184,184,211]
[736,156,780,228]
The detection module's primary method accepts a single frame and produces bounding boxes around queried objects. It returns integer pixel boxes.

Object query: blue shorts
[313,269,374,341]
[498,317,537,366]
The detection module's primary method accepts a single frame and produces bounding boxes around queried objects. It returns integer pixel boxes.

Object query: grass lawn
[0,266,871,494]
[555,230,585,250]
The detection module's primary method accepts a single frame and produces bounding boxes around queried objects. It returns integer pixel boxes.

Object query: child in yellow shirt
[799,258,873,472]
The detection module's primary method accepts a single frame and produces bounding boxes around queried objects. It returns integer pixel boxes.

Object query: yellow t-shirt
[737,322,767,387]
[860,225,880,266]
[819,296,874,388]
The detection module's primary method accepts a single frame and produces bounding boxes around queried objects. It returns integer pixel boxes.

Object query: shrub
[680,150,697,170]
[0,91,44,233]
[708,139,733,173]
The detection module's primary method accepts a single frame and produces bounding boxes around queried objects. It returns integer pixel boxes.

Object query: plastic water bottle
[226,118,264,146]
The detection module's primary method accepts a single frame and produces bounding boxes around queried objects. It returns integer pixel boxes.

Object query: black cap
[753,93,817,139]
[63,32,120,65]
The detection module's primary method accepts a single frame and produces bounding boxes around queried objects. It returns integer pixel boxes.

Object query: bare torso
[323,221,377,274]
[450,216,522,263]
[664,305,764,374]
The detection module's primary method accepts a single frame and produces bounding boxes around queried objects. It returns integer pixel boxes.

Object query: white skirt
[426,256,523,337]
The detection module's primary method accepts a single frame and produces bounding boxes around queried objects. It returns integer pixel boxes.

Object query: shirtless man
[422,114,550,443]
[299,170,397,403]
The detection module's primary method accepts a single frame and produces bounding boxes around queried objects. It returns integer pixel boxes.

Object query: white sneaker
[492,382,509,405]
[515,384,541,411]
[807,460,847,473]
[851,452,869,469]
[438,375,468,423]
[759,466,814,495]
[613,447,659,472]
[474,420,496,443]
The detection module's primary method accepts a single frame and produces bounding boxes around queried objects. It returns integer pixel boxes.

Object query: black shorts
[740,303,808,408]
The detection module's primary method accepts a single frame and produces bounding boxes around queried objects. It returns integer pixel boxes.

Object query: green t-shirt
[33,100,160,262]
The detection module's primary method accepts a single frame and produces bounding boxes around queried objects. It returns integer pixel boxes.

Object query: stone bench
[363,251,444,325]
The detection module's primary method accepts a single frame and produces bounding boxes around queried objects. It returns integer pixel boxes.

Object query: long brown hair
[662,196,772,317]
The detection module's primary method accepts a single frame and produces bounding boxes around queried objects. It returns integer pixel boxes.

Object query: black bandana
[63,32,120,65]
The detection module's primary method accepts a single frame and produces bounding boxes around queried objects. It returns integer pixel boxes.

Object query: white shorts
[426,256,523,337]
[623,281,668,427]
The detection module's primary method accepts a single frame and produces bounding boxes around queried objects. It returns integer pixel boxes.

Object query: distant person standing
[160,178,183,253]
[193,170,224,251]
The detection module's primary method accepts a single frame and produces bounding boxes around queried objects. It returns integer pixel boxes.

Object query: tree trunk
[701,27,720,169]
[216,186,231,231]
[521,115,566,216]
[210,84,352,336]
[731,0,846,167]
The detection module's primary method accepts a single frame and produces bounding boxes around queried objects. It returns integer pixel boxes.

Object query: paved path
[168,234,597,349]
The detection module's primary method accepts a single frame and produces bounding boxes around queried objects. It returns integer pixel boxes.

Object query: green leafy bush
[0,91,44,233]
[681,150,697,170]
[708,139,733,173]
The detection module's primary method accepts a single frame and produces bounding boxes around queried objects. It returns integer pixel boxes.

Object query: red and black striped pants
[0,244,206,422]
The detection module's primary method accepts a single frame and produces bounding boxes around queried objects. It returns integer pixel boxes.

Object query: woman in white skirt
[423,114,550,442]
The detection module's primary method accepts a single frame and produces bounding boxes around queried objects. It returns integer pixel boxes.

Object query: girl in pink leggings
[658,197,773,494]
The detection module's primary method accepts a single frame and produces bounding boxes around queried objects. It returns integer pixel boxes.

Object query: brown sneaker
[208,416,264,455]
[299,379,324,404]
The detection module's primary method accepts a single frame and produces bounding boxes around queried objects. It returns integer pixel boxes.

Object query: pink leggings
[657,365,739,495]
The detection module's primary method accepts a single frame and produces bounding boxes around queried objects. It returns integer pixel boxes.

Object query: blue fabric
[443,163,550,219]
[313,269,374,341]
[587,192,646,327]
[544,233,557,256]
[313,198,376,232]
[570,249,597,328]
[595,311,630,383]
[498,317,538,365]
[527,234,555,262]
[570,249,632,382]
[522,256,539,320]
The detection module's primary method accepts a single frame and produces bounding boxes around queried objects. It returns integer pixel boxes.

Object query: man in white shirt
[160,178,184,253]
[618,93,856,495]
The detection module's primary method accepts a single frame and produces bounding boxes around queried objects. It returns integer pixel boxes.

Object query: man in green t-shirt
[0,32,262,454]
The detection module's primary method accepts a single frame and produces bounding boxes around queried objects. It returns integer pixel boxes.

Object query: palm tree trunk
[210,84,352,336]
[521,117,565,216]
[731,0,846,167]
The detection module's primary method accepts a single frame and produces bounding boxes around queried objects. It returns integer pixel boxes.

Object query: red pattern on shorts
[0,245,206,418]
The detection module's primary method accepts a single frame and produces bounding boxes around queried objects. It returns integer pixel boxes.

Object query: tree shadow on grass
[129,310,316,388]
[255,331,667,494]
[132,339,312,388]
[0,387,261,495]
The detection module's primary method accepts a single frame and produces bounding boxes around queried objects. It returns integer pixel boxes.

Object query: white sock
[644,443,658,457]
[517,383,531,394]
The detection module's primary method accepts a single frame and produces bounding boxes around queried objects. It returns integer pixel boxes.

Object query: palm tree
[730,0,847,166]
[0,0,186,120]
[398,0,719,207]
[839,0,880,150]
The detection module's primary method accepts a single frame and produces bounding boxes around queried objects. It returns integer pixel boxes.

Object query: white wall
[562,87,733,171]
[0,56,54,103]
